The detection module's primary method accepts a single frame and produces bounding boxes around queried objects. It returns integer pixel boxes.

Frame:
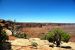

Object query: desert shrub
[1,31,8,42]
[31,42,38,47]
[13,33,28,39]
[40,33,47,40]
[41,28,70,42]
[61,32,70,42]
[41,29,55,42]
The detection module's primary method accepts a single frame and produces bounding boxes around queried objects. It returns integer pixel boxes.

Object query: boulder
[5,29,12,36]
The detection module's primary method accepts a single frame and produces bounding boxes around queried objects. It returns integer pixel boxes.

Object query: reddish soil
[8,36,17,40]
[69,34,75,42]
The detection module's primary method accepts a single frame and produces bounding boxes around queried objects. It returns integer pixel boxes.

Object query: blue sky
[0,0,75,23]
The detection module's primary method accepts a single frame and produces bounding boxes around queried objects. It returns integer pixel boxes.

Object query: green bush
[13,33,28,39]
[61,32,70,42]
[31,42,38,47]
[0,31,8,42]
[41,28,70,42]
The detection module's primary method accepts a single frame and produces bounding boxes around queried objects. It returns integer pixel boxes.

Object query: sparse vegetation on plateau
[31,42,38,47]
[41,28,70,46]
[13,33,28,39]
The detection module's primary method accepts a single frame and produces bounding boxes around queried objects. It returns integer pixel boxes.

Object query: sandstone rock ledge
[7,38,75,50]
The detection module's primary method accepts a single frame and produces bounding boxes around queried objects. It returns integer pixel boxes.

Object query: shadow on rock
[0,42,11,50]
[61,46,72,49]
